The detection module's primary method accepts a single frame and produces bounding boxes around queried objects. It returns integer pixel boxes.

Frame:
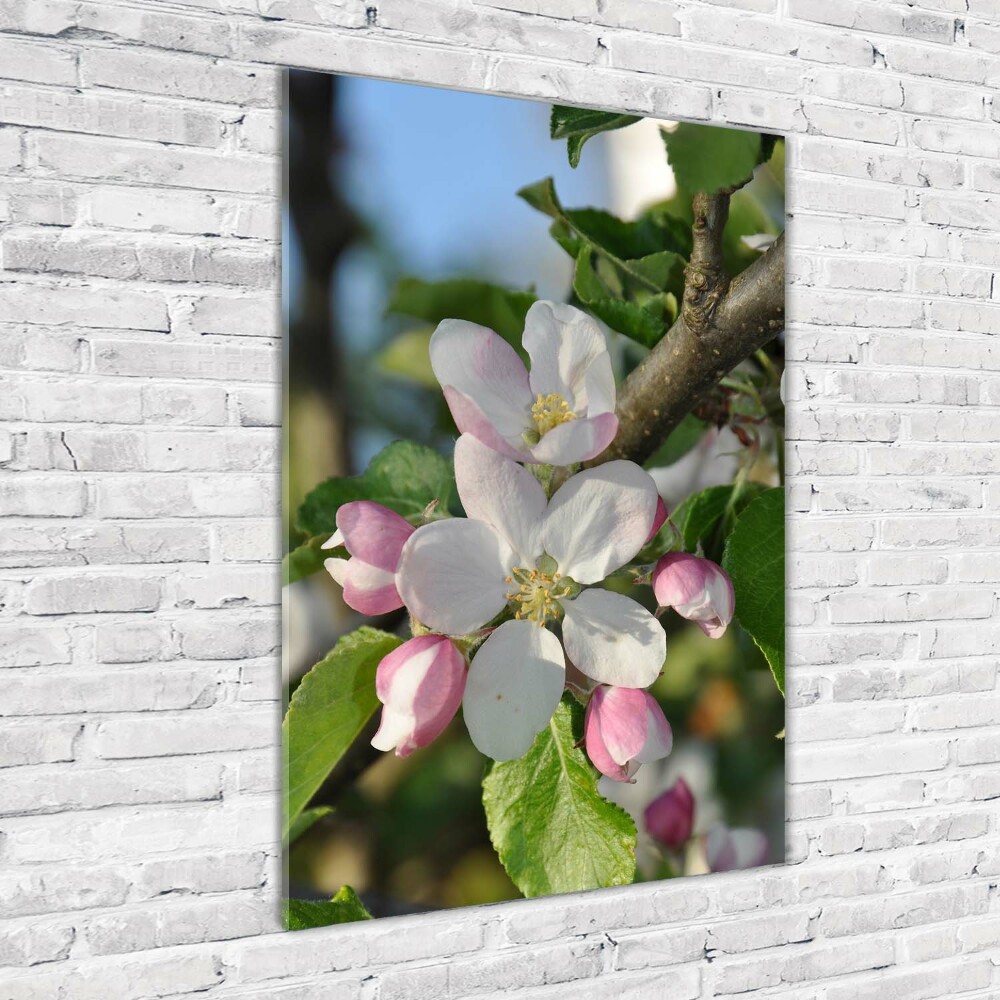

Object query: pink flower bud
[371,635,466,758]
[652,552,735,639]
[644,496,669,544]
[322,501,415,616]
[705,824,768,872]
[644,776,695,850]
[584,685,673,783]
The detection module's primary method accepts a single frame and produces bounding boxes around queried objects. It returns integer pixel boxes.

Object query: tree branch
[592,229,785,468]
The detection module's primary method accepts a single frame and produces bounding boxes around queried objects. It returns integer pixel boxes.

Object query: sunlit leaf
[518,178,688,293]
[386,277,536,351]
[283,534,332,585]
[284,627,402,838]
[376,327,438,388]
[550,104,641,168]
[296,439,457,537]
[482,697,637,897]
[661,124,762,195]
[722,488,785,694]
[645,413,709,469]
[573,248,665,348]
[285,805,334,845]
[284,886,372,929]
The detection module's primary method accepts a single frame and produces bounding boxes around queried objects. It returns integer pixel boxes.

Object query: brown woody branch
[591,194,785,468]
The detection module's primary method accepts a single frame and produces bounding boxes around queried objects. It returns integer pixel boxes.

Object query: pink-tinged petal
[342,560,403,616]
[582,348,616,416]
[705,825,769,873]
[395,519,512,635]
[336,501,415,572]
[430,319,533,443]
[586,686,647,770]
[634,692,673,763]
[543,461,659,583]
[652,553,735,639]
[529,411,619,466]
[644,777,695,850]
[645,497,669,544]
[585,686,672,783]
[371,635,466,758]
[561,589,665,688]
[523,300,614,413]
[442,387,529,462]
[454,434,545,565]
[463,620,565,761]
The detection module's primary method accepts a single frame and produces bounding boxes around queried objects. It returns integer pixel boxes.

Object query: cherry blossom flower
[644,776,695,849]
[371,634,466,758]
[395,434,666,761]
[705,824,768,872]
[322,501,414,616]
[652,552,735,639]
[584,685,673,783]
[429,300,618,466]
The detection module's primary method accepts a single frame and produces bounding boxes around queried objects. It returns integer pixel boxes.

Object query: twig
[591,228,785,468]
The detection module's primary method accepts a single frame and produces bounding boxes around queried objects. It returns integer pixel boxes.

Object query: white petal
[396,519,512,635]
[454,434,545,565]
[324,556,349,586]
[561,589,665,688]
[529,412,618,466]
[430,319,533,442]
[463,620,565,761]
[543,461,659,583]
[321,529,345,550]
[523,300,613,413]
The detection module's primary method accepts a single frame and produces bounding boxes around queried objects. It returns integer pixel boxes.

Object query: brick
[0,720,79,768]
[25,574,162,614]
[95,474,277,518]
[0,81,223,147]
[176,613,279,659]
[90,338,278,382]
[80,48,275,106]
[33,133,275,195]
[94,709,275,758]
[0,282,168,331]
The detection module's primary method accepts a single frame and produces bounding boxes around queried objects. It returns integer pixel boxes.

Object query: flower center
[505,563,576,627]
[531,392,577,437]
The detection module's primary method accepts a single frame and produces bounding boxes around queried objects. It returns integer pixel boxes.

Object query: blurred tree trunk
[287,70,359,526]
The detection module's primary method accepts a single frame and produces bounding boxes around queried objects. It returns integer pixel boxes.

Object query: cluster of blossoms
[643,777,768,873]
[325,301,735,781]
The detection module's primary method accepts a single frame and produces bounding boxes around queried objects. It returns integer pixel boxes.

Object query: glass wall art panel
[282,68,786,928]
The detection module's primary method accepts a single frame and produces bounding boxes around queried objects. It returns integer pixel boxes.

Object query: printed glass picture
[282,68,786,928]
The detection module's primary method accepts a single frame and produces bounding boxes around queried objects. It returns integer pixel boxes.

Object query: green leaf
[661,124,762,195]
[284,886,372,930]
[482,697,637,898]
[519,178,688,294]
[296,440,457,537]
[284,627,402,838]
[386,277,536,351]
[285,805,334,845]
[573,248,665,348]
[645,413,709,469]
[722,488,785,695]
[671,484,738,553]
[550,105,641,168]
[376,327,438,388]
[283,535,331,585]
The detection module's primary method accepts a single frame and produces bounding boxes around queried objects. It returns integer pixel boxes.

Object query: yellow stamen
[531,392,578,437]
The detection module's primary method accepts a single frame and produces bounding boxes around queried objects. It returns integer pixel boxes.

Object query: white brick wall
[1,0,998,996]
